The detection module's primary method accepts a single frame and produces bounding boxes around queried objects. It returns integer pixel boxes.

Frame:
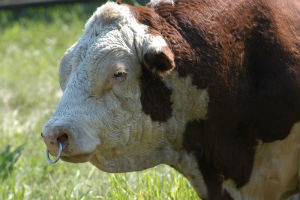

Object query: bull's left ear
[143,45,175,74]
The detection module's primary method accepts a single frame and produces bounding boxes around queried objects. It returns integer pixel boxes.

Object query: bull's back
[155,0,300,138]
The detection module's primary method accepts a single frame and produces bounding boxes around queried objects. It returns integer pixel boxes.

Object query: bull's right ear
[143,45,175,74]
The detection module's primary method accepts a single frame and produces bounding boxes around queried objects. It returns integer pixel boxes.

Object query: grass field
[0,2,199,199]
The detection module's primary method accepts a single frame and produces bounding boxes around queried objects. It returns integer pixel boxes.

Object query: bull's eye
[113,71,127,79]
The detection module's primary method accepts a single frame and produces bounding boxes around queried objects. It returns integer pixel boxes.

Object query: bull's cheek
[87,101,152,172]
[97,109,140,147]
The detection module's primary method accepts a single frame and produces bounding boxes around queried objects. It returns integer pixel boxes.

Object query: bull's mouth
[60,152,95,163]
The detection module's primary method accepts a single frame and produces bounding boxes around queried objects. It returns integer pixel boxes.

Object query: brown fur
[128,0,300,199]
[139,64,173,122]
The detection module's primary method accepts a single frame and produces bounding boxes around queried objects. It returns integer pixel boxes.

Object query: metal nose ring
[46,142,63,164]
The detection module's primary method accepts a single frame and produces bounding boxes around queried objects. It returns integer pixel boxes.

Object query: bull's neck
[161,71,209,148]
[158,71,209,198]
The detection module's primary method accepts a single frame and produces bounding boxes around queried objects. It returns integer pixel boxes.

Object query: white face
[42,2,176,172]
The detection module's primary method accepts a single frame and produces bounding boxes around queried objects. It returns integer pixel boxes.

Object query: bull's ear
[143,46,175,74]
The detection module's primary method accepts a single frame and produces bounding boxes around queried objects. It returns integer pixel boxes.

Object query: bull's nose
[42,126,71,155]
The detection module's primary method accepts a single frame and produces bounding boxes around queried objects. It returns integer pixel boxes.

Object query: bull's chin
[60,152,94,163]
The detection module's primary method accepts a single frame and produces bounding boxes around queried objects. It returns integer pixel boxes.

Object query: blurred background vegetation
[0,0,199,199]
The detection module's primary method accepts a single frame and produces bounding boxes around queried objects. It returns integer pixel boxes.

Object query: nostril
[43,126,72,151]
[57,133,69,148]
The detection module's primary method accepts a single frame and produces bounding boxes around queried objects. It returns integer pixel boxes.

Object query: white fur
[173,151,208,198]
[221,122,300,200]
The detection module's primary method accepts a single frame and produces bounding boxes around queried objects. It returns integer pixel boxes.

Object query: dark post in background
[0,0,150,9]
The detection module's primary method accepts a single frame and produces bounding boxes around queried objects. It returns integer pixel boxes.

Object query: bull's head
[42,2,180,172]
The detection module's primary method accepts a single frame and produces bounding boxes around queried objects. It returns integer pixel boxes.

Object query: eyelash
[113,71,127,79]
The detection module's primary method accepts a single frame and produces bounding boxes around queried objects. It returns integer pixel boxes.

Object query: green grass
[0,2,199,200]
